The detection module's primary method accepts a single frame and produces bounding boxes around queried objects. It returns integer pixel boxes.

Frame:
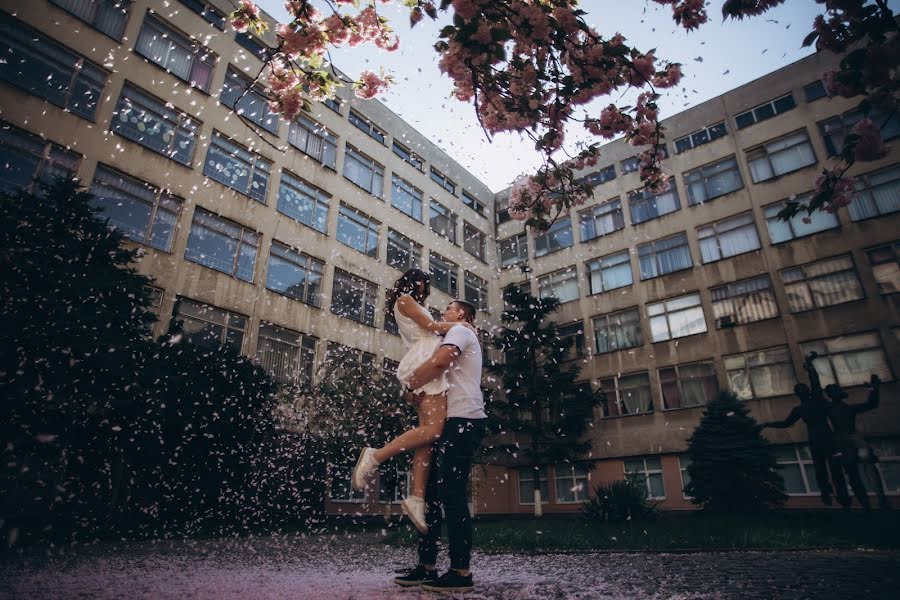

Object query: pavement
[0,532,897,599]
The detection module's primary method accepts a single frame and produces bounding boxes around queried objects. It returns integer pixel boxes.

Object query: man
[826,374,888,511]
[393,299,486,594]
[758,352,850,508]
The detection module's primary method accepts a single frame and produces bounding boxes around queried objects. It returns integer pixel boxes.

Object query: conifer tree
[487,286,603,517]
[685,390,787,513]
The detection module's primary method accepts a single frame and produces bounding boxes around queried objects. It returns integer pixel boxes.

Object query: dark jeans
[418,417,485,571]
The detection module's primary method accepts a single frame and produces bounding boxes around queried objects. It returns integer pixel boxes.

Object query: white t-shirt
[441,324,487,419]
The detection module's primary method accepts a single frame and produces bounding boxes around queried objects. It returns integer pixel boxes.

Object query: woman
[352,268,471,533]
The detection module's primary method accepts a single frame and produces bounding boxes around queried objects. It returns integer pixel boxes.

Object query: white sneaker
[352,447,378,491]
[401,496,428,534]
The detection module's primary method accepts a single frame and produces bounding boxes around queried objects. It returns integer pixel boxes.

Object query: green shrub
[580,479,658,522]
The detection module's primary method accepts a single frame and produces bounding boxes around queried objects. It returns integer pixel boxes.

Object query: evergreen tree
[487,286,603,517]
[0,179,157,538]
[685,390,787,513]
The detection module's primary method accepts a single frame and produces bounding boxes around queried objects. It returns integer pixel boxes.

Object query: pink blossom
[355,71,390,99]
[851,118,888,162]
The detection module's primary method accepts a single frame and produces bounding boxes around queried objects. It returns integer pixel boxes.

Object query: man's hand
[403,390,425,406]
[868,374,881,389]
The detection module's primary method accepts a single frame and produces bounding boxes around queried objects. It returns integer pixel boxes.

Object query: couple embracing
[351,268,486,594]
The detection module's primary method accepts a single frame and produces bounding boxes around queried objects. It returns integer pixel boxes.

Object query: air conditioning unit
[717,315,736,328]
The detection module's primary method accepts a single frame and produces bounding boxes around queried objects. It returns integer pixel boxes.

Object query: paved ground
[1,532,897,599]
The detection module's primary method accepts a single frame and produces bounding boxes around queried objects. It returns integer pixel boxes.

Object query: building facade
[1,0,897,515]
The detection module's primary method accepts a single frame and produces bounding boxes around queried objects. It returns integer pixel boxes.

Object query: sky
[254,1,894,192]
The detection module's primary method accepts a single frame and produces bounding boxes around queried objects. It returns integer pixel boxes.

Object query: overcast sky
[255,0,897,192]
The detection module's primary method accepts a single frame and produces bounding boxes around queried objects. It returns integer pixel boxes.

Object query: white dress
[394,306,450,396]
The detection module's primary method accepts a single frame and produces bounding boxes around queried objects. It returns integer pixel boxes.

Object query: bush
[581,479,658,522]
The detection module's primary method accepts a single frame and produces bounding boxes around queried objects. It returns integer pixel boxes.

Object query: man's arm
[803,352,825,402]
[405,344,460,392]
[851,374,881,415]
[759,406,803,430]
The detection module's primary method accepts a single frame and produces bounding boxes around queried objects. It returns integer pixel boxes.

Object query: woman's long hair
[385,268,430,316]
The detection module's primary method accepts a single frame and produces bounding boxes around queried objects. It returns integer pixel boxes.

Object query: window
[637,233,692,280]
[88,165,182,252]
[678,456,692,499]
[463,223,486,261]
[577,165,616,187]
[288,116,338,169]
[803,80,827,103]
[0,14,107,120]
[379,464,411,503]
[870,439,900,494]
[503,283,530,311]
[391,175,423,221]
[747,130,816,183]
[557,322,587,359]
[764,195,839,243]
[647,293,707,342]
[430,167,457,194]
[177,0,226,30]
[600,372,653,417]
[624,457,665,498]
[772,445,819,495]
[256,322,317,386]
[820,108,900,157]
[464,271,488,312]
[534,217,574,257]
[628,180,680,224]
[429,253,458,296]
[801,332,892,388]
[724,345,796,400]
[343,144,384,197]
[462,190,486,217]
[330,269,378,326]
[336,204,379,258]
[384,308,399,335]
[265,241,324,307]
[145,286,164,318]
[325,341,376,368]
[684,156,743,205]
[674,121,727,154]
[0,123,81,194]
[382,358,400,378]
[276,171,329,233]
[235,32,268,60]
[203,131,271,202]
[711,274,779,327]
[499,234,528,267]
[348,110,385,144]
[387,229,421,272]
[185,208,258,281]
[495,195,511,224]
[221,66,279,134]
[429,200,458,243]
[697,212,760,263]
[135,13,217,92]
[849,164,900,221]
[51,0,133,40]
[734,93,796,129]
[580,198,625,240]
[518,467,549,504]
[537,267,579,304]
[323,95,342,114]
[782,255,864,313]
[174,297,246,352]
[555,464,589,503]
[586,251,631,295]
[111,83,199,165]
[392,140,423,171]
[620,156,640,174]
[660,362,718,409]
[593,307,643,354]
[867,242,900,294]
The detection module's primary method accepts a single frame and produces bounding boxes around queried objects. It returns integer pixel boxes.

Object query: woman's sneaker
[400,495,427,533]
[393,564,438,587]
[352,447,378,491]
[421,570,474,593]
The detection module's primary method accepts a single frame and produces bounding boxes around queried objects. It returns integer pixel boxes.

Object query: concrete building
[1,0,897,516]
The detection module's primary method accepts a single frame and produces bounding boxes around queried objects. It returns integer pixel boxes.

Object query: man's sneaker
[393,565,438,587]
[352,447,378,491]
[400,495,428,534]
[421,570,474,593]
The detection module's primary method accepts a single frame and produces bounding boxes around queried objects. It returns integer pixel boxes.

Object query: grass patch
[382,511,900,552]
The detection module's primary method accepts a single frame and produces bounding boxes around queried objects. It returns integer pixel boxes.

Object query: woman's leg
[373,393,446,465]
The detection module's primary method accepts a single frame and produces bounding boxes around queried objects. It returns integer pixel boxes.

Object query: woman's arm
[396,294,444,334]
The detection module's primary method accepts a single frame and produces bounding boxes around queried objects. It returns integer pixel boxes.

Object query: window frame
[343,143,385,198]
[265,240,325,307]
[288,115,338,169]
[336,203,380,258]
[724,345,796,401]
[533,216,574,257]
[659,361,719,410]
[734,93,796,130]
[255,321,317,386]
[697,211,761,264]
[111,82,200,165]
[746,129,817,184]
[628,180,681,224]
[647,292,707,343]
[349,110,386,145]
[624,456,666,499]
[330,268,379,326]
[637,232,692,281]
[537,266,580,304]
[710,274,779,328]
[781,254,865,313]
[275,170,330,234]
[184,206,259,282]
[50,0,134,41]
[221,65,279,134]
[674,121,727,154]
[135,12,218,93]
[429,199,458,244]
[593,306,643,355]
[579,198,625,241]
[429,252,459,296]
[684,156,744,205]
